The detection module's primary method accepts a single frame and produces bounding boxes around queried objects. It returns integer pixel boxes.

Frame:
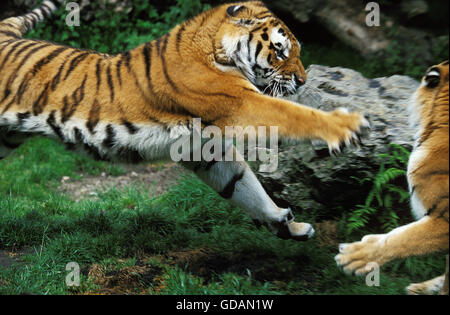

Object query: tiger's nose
[294,74,306,87]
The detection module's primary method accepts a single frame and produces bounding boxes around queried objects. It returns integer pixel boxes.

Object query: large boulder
[255,65,419,218]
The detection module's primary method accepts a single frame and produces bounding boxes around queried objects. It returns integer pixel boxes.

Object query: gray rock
[255,65,419,218]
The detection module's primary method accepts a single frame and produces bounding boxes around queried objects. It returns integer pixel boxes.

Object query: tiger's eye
[425,68,440,88]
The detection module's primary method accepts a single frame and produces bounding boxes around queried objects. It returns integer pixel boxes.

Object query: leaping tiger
[0,1,370,241]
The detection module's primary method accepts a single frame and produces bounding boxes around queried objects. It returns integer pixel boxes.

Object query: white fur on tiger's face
[215,3,307,97]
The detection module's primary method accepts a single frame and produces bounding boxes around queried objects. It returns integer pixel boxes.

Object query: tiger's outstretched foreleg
[182,142,314,241]
[179,79,371,154]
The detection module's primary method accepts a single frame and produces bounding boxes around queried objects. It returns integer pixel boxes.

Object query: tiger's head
[410,60,449,134]
[214,1,307,97]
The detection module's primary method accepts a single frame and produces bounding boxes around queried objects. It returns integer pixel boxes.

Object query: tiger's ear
[227,5,246,17]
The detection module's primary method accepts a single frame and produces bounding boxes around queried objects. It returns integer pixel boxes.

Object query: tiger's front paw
[323,108,370,155]
[335,234,386,276]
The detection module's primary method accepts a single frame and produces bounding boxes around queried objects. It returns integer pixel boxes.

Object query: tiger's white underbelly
[0,111,190,162]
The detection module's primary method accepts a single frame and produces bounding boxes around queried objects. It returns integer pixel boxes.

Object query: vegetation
[0,0,446,295]
[347,145,411,235]
[27,0,211,54]
[0,139,445,295]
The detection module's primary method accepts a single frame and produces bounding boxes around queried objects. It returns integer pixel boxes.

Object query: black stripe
[47,110,65,141]
[64,52,90,80]
[175,25,185,53]
[255,42,263,61]
[24,15,36,29]
[123,51,131,72]
[219,171,245,199]
[160,35,179,92]
[16,47,66,104]
[16,43,50,65]
[0,38,16,47]
[29,12,41,25]
[73,127,104,161]
[155,37,163,56]
[22,18,32,31]
[41,3,53,16]
[142,43,154,95]
[428,195,449,215]
[61,75,87,123]
[256,10,271,18]
[13,41,40,59]
[106,63,115,102]
[17,112,31,125]
[143,43,152,80]
[95,58,102,91]
[418,124,444,147]
[425,170,449,177]
[73,127,83,143]
[247,33,253,60]
[122,119,139,134]
[71,74,88,103]
[32,81,50,115]
[16,76,30,104]
[86,99,100,134]
[60,96,71,122]
[1,99,15,114]
[31,46,67,75]
[0,31,19,38]
[1,43,50,103]
[116,58,122,86]
[0,40,27,70]
[103,124,115,148]
[50,50,78,91]
[257,14,273,20]
[2,23,17,28]
[251,25,264,33]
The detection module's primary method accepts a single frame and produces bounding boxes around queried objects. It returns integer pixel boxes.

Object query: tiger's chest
[407,145,428,220]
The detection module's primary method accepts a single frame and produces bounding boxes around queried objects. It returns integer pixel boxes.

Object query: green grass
[0,139,445,295]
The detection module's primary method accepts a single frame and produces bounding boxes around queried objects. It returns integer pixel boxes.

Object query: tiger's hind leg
[0,129,30,159]
[181,143,315,241]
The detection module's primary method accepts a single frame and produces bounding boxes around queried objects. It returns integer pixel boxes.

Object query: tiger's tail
[0,1,58,38]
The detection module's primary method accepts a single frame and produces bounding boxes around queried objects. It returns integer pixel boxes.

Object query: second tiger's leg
[181,143,314,241]
[406,274,446,295]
